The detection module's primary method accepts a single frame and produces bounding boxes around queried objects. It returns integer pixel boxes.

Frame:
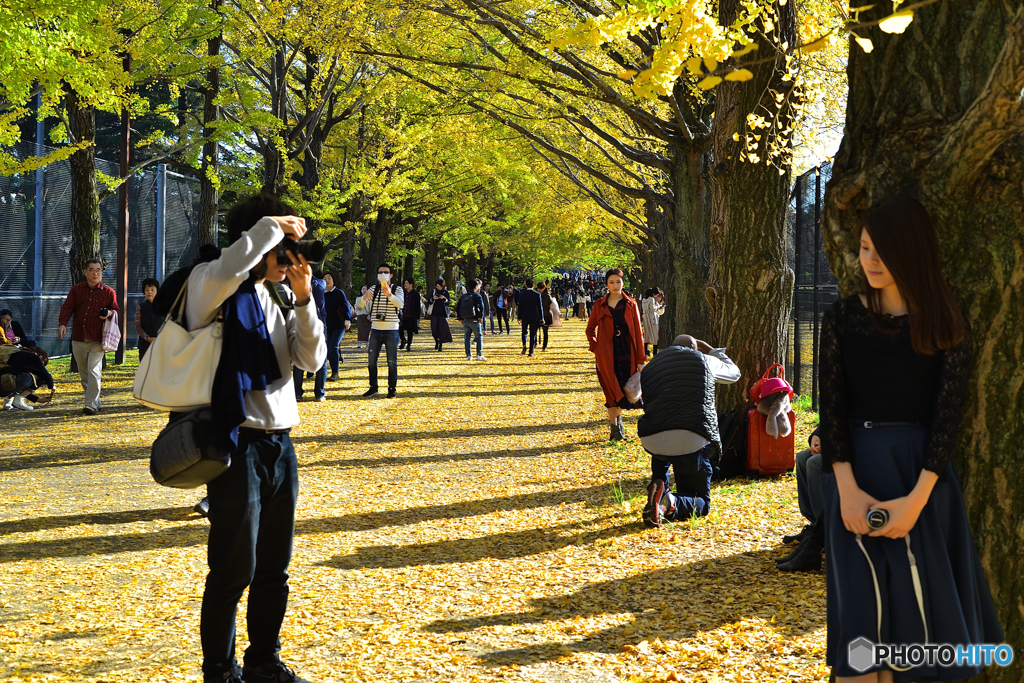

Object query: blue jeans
[486,313,495,333]
[795,448,825,523]
[463,320,483,357]
[326,327,346,374]
[367,329,399,392]
[651,445,713,520]
[292,361,325,399]
[201,431,298,678]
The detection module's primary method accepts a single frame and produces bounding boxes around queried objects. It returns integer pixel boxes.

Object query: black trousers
[520,320,540,353]
[496,309,511,334]
[201,431,298,679]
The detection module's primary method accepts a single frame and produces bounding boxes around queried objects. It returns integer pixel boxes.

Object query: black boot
[782,523,812,545]
[777,536,823,572]
[609,421,624,441]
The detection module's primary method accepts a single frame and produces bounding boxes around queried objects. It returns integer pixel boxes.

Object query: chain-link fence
[0,141,200,357]
[785,162,839,409]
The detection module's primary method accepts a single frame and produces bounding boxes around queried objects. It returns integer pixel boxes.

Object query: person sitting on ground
[0,309,36,347]
[639,334,741,527]
[775,426,827,572]
[1,345,54,411]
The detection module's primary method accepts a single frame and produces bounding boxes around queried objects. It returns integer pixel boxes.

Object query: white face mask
[378,272,390,283]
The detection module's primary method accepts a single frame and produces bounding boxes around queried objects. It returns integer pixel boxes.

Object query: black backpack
[457,293,478,320]
[713,407,748,480]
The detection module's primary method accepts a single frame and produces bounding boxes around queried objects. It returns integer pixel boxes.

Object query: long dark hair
[859,196,965,355]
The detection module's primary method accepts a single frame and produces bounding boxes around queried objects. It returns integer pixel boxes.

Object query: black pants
[541,324,549,350]
[496,309,510,334]
[399,328,414,350]
[651,445,713,520]
[201,430,298,679]
[520,320,540,353]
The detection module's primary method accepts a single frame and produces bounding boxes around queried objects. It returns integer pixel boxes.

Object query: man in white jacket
[186,194,326,683]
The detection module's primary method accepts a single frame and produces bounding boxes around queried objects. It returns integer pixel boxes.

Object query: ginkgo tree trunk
[823,4,1024,678]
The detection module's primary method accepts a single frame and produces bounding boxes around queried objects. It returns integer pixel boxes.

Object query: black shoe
[398,343,406,350]
[521,347,527,355]
[642,480,666,528]
[242,659,313,683]
[386,390,396,399]
[782,524,812,545]
[362,388,379,398]
[194,497,210,517]
[777,537,823,572]
[206,664,243,683]
[83,406,97,415]
[609,422,624,441]
[528,352,534,357]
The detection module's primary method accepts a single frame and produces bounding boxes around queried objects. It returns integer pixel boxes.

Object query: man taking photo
[358,263,404,398]
[184,194,326,683]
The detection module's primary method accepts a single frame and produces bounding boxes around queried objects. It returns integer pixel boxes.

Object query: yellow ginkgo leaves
[878,9,914,34]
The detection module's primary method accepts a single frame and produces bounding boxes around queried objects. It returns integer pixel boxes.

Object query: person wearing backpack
[183,194,326,683]
[457,278,487,361]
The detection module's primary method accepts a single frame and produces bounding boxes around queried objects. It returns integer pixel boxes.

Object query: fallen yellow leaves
[0,322,826,681]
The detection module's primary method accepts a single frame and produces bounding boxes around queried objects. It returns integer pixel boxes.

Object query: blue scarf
[211,280,282,454]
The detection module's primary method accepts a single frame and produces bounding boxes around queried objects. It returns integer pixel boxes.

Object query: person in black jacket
[638,334,740,527]
[323,272,351,380]
[1,345,54,411]
[399,277,422,352]
[135,279,162,360]
[456,278,487,361]
[428,279,453,351]
[0,309,36,347]
[517,279,544,356]
[538,281,553,351]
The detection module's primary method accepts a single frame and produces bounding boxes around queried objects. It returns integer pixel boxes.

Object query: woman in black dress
[428,279,453,351]
[820,196,1002,682]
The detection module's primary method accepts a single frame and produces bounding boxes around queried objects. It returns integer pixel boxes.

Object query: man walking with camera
[358,263,404,398]
[58,258,119,415]
[184,194,326,683]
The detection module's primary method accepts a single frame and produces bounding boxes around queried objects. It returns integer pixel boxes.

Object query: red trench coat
[585,295,645,407]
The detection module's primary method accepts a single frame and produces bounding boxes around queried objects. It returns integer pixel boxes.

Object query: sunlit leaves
[878,8,914,33]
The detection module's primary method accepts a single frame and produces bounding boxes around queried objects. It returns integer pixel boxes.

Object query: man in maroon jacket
[58,258,119,414]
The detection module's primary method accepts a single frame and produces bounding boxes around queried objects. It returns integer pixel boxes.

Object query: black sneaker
[642,480,666,528]
[386,390,396,399]
[242,659,313,683]
[194,497,210,517]
[83,406,97,415]
[206,666,243,683]
[362,388,379,398]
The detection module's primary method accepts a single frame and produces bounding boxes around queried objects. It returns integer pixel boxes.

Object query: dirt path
[0,321,826,682]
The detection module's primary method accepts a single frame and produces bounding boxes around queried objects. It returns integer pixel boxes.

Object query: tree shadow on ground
[301,442,583,470]
[392,386,593,399]
[0,506,194,536]
[290,420,604,446]
[0,443,151,472]
[0,480,637,562]
[425,547,822,666]
[318,519,637,570]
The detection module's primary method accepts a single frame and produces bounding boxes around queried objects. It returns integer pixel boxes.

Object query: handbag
[132,275,223,412]
[624,370,642,403]
[150,408,229,488]
[749,363,792,403]
[101,311,121,352]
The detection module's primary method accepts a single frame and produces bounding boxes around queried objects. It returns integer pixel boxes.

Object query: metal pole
[114,51,131,364]
[792,173,803,396]
[33,92,44,343]
[812,166,822,411]
[155,163,167,281]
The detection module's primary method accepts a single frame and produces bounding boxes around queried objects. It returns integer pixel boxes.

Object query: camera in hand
[98,307,110,317]
[274,237,324,263]
[866,508,889,530]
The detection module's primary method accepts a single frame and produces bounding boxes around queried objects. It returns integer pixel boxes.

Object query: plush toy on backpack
[749,364,794,439]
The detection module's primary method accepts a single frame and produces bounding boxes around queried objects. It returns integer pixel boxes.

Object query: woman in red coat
[586,268,646,441]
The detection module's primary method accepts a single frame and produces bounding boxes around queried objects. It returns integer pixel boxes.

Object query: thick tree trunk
[364,209,394,286]
[466,252,477,282]
[482,253,494,285]
[424,240,440,286]
[403,252,415,283]
[443,254,455,287]
[707,0,796,410]
[659,149,712,347]
[261,42,288,196]
[66,87,101,284]
[198,7,221,246]
[823,5,1024,676]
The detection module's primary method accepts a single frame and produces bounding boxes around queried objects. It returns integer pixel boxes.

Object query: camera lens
[866,509,889,530]
[275,238,325,262]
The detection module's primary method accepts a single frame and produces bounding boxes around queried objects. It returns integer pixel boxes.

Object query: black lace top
[819,295,972,476]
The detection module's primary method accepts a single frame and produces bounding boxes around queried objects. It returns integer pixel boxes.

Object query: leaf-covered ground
[0,321,826,682]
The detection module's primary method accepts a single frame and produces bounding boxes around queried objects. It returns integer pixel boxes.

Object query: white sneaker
[477,355,487,361]
[2,396,13,410]
[12,396,34,411]
[467,355,473,361]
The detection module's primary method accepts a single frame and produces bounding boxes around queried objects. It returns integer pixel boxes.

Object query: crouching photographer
[185,194,326,683]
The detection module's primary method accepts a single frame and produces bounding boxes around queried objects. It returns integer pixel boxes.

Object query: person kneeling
[638,334,740,527]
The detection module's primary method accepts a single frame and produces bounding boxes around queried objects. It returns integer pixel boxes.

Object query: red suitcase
[745,407,796,475]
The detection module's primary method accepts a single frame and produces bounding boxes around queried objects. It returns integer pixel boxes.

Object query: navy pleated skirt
[825,423,1003,681]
